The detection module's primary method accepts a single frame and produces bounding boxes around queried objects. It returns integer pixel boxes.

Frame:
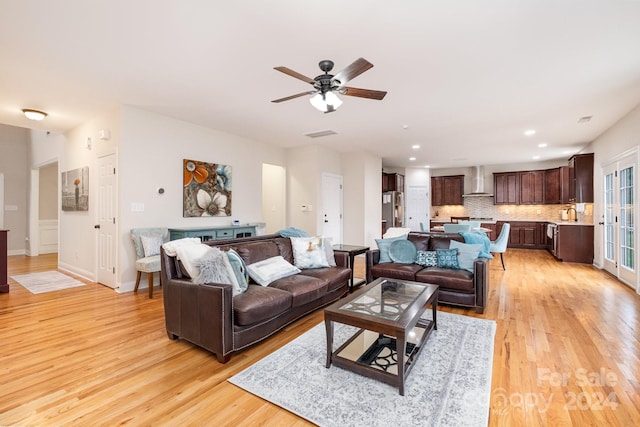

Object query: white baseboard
[58,262,95,283]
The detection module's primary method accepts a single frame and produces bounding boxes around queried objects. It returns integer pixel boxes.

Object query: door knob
[94,225,100,229]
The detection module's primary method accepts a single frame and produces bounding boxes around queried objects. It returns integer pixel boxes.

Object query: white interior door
[97,154,117,288]
[406,185,429,231]
[603,162,617,276]
[321,173,343,244]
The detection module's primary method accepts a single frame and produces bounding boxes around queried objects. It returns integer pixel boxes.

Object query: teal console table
[169,225,256,241]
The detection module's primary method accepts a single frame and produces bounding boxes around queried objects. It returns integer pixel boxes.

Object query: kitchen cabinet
[480,223,497,240]
[544,166,570,204]
[555,224,594,263]
[519,170,545,204]
[493,172,519,205]
[382,173,404,193]
[568,153,594,203]
[431,175,464,206]
[500,221,548,249]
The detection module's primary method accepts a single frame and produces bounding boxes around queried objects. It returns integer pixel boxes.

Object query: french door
[603,154,637,289]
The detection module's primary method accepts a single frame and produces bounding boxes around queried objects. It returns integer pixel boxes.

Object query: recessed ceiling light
[562,150,571,155]
[409,157,416,161]
[532,155,540,160]
[22,109,47,121]
[538,143,548,148]
[424,165,430,168]
[524,129,536,136]
[412,144,420,149]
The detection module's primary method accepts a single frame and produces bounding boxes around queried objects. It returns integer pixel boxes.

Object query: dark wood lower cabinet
[555,225,594,264]
[499,221,548,249]
[1,230,8,293]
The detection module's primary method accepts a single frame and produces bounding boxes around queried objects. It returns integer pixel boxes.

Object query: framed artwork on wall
[183,159,232,217]
[61,166,89,211]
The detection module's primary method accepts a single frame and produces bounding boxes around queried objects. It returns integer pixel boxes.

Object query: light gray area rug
[229,311,496,427]
[11,271,85,294]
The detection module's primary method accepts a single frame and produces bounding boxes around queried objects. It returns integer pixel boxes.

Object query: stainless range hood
[463,166,494,197]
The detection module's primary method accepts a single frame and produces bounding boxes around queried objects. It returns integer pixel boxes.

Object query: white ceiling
[2,0,640,169]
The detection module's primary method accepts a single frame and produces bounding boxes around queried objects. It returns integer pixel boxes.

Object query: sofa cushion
[273,238,295,264]
[408,233,430,251]
[246,256,301,286]
[429,233,464,250]
[267,274,329,307]
[415,267,475,293]
[235,241,281,265]
[233,285,293,326]
[300,266,351,292]
[370,262,423,281]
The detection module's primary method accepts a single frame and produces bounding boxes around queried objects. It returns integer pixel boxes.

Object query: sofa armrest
[365,249,380,283]
[161,252,235,362]
[333,251,348,269]
[473,257,489,314]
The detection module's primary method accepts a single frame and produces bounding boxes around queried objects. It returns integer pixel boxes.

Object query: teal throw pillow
[415,250,437,267]
[389,240,417,264]
[459,231,493,259]
[449,240,483,272]
[226,249,249,292]
[436,248,459,269]
[375,235,408,264]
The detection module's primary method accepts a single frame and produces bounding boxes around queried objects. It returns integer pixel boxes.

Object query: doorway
[602,151,638,290]
[321,173,343,245]
[406,185,429,231]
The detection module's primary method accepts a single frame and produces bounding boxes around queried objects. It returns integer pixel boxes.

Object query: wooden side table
[332,244,369,292]
[1,230,9,293]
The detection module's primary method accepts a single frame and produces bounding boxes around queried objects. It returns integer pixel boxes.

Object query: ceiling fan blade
[271,91,315,103]
[274,66,315,84]
[333,58,373,86]
[341,87,387,100]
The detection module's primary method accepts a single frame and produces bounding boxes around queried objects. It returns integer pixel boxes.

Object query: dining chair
[420,222,429,232]
[443,223,472,233]
[130,227,170,298]
[489,223,510,270]
[450,216,470,223]
[458,220,481,228]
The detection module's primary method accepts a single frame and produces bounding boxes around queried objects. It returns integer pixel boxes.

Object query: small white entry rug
[11,271,85,294]
[229,311,496,427]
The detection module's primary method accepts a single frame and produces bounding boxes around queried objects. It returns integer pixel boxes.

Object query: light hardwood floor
[1,250,639,426]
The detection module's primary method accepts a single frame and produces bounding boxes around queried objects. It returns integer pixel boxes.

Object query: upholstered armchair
[130,228,170,298]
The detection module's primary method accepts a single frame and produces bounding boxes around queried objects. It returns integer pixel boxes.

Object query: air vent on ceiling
[304,129,337,138]
[578,116,592,123]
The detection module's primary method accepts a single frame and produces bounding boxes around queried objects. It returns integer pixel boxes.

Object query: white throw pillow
[291,236,330,269]
[246,256,301,286]
[162,237,202,256]
[174,244,215,279]
[323,237,337,267]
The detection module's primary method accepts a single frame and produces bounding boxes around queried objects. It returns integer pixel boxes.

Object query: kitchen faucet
[566,207,578,222]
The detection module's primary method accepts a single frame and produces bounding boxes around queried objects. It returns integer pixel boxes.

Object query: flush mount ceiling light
[22,109,47,121]
[524,129,536,136]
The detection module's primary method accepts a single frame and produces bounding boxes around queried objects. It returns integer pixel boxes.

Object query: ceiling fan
[271,58,387,113]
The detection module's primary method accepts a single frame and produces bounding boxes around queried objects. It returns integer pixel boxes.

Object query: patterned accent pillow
[291,236,330,269]
[140,234,163,257]
[436,248,459,269]
[246,256,301,286]
[415,250,437,267]
[226,249,249,292]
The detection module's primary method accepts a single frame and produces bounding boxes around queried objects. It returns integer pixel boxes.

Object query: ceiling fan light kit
[272,58,386,113]
[22,108,48,121]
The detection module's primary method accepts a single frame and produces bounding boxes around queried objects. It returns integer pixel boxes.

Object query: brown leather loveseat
[160,234,350,363]
[366,232,489,313]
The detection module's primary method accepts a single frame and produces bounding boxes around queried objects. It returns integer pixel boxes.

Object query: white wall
[262,163,286,234]
[342,151,382,247]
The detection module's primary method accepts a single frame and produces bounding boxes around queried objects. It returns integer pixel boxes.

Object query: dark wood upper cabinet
[493,172,519,205]
[544,166,570,204]
[519,170,545,204]
[431,175,464,206]
[382,173,404,193]
[568,153,594,203]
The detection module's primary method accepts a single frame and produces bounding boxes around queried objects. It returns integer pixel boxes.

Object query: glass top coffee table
[324,277,438,395]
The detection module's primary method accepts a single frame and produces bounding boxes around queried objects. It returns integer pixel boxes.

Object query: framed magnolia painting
[61,166,89,211]
[183,159,232,217]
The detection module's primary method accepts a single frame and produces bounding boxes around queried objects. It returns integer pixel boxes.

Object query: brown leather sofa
[160,234,350,363]
[366,232,489,314]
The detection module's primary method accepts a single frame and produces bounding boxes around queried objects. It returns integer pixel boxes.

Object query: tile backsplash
[430,197,593,223]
